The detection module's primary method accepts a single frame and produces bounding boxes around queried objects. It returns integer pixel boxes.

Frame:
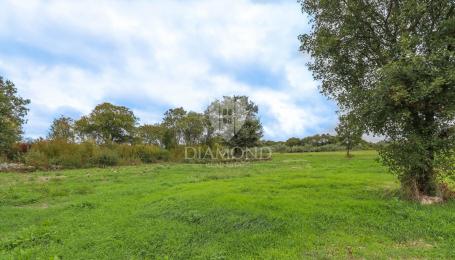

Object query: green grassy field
[1,151,455,259]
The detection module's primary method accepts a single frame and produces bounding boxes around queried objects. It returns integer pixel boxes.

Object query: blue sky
[0,0,338,141]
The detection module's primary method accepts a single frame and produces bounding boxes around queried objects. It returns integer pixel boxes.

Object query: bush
[24,140,99,169]
[50,153,84,168]
[132,145,169,163]
[21,140,203,170]
[108,144,169,164]
[92,149,119,167]
[24,150,49,169]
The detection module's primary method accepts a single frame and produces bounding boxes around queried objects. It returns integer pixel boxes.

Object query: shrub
[24,150,49,169]
[50,153,84,168]
[133,145,169,163]
[24,140,99,169]
[92,149,119,167]
[22,140,174,170]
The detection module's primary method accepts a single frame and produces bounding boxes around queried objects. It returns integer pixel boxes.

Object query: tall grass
[23,140,170,169]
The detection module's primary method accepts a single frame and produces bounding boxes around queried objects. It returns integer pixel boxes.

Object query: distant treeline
[261,134,376,153]
[2,95,265,169]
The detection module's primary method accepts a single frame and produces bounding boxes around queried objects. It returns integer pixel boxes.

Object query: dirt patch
[16,203,49,209]
[396,239,433,249]
[37,175,67,183]
[419,195,443,205]
[0,163,36,172]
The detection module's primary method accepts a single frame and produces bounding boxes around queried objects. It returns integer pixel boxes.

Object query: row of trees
[283,127,367,156]
[0,75,366,160]
[0,77,265,162]
[286,134,339,147]
[47,98,263,149]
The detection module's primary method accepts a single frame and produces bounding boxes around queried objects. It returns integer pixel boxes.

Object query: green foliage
[269,133,373,153]
[2,152,455,258]
[24,150,50,169]
[285,137,301,147]
[158,108,212,148]
[22,140,170,169]
[24,140,94,169]
[75,102,138,144]
[137,123,164,146]
[270,143,345,153]
[299,0,455,196]
[162,107,187,148]
[92,149,119,167]
[47,116,75,143]
[0,77,30,156]
[336,114,363,157]
[224,96,263,148]
[131,145,170,163]
[301,133,338,146]
[179,112,206,146]
[228,119,263,148]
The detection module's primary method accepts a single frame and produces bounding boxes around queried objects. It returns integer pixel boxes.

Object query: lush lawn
[1,151,455,259]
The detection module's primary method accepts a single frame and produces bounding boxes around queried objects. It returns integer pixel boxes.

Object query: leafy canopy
[299,0,455,196]
[336,114,363,157]
[48,116,75,143]
[225,96,263,148]
[75,102,138,144]
[0,77,30,155]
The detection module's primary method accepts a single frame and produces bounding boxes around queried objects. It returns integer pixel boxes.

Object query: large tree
[299,0,455,197]
[75,102,138,144]
[0,77,30,155]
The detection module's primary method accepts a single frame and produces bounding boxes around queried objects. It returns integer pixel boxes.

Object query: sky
[0,0,338,141]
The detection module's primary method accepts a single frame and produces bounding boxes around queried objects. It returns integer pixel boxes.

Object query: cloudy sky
[0,0,338,141]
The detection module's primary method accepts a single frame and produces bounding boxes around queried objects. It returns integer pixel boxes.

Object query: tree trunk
[415,170,437,196]
[408,111,438,197]
[417,145,438,196]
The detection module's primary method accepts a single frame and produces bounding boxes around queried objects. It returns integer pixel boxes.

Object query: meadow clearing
[1,151,455,259]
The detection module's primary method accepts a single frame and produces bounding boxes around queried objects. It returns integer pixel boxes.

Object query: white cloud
[0,0,336,140]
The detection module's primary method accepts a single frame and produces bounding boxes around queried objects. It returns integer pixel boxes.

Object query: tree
[0,77,30,155]
[286,137,301,147]
[75,102,138,144]
[226,96,263,148]
[137,123,164,146]
[162,107,187,148]
[299,0,455,197]
[179,112,205,145]
[228,119,263,148]
[48,116,75,143]
[336,114,363,157]
[301,134,337,147]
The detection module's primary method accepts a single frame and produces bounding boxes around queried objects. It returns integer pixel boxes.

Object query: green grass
[1,151,455,259]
